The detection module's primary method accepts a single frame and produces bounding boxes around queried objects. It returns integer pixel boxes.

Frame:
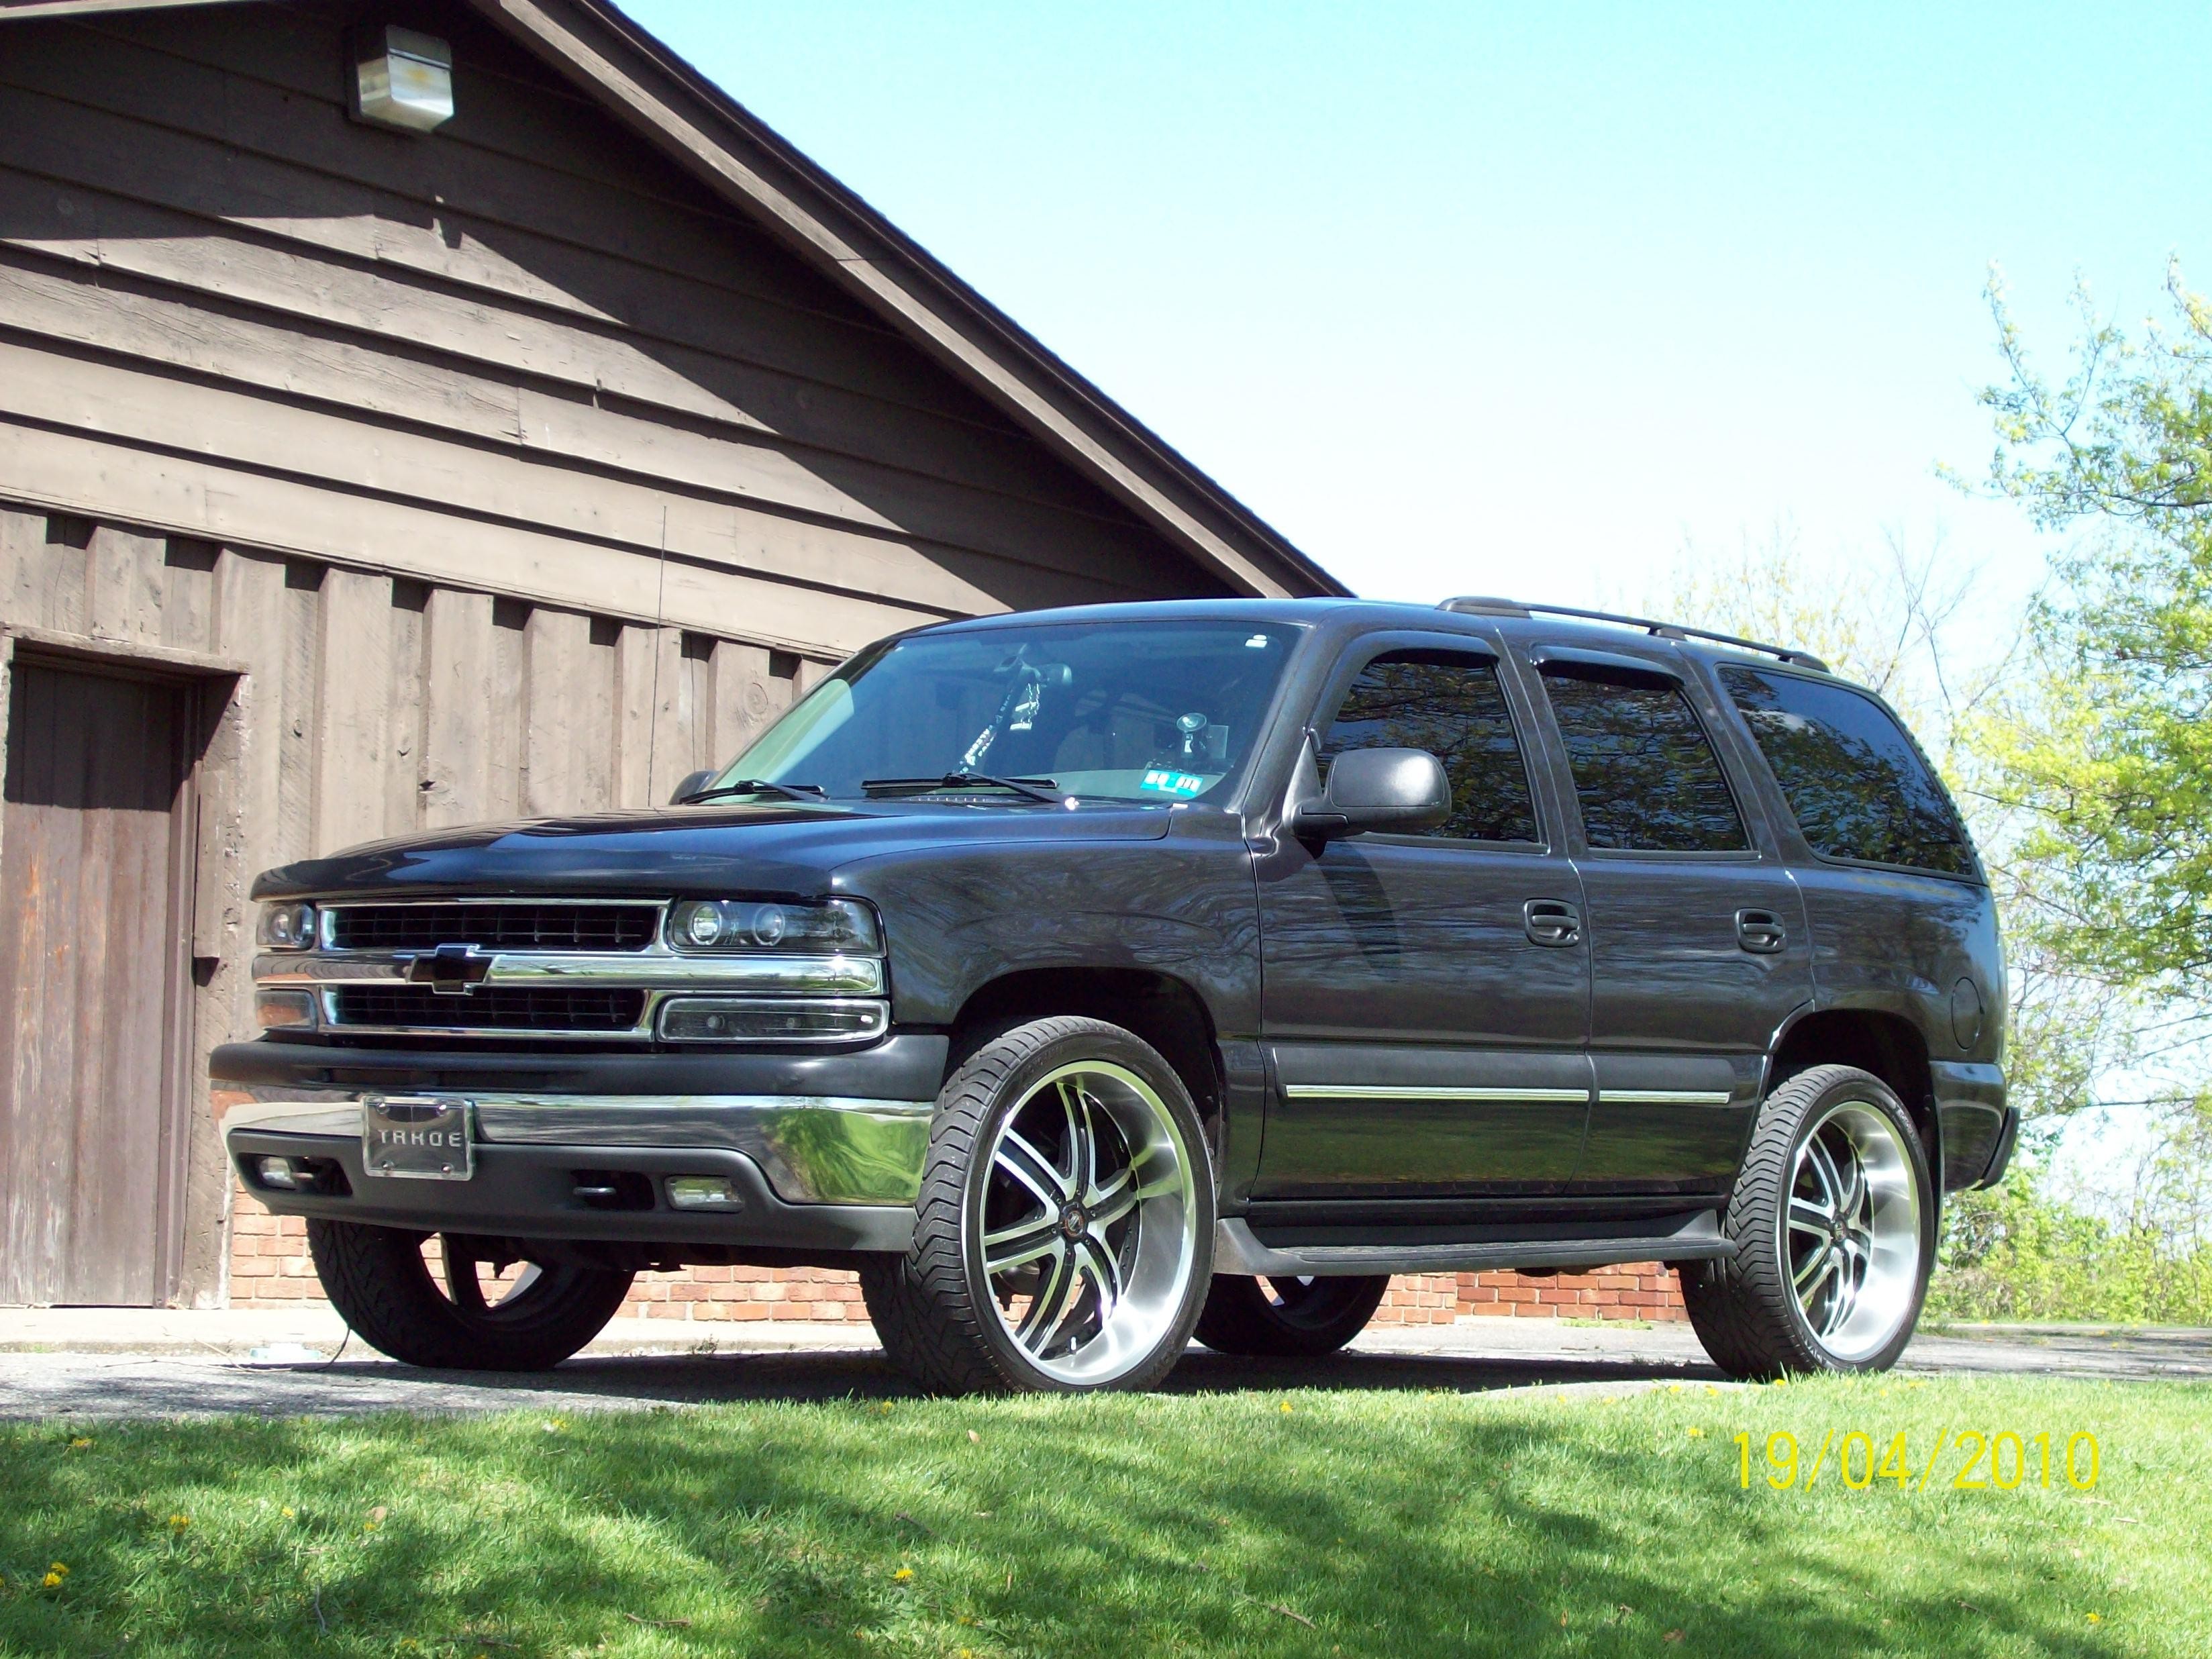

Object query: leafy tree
[1973,263,2212,995]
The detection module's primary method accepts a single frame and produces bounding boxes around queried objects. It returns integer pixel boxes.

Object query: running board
[1212,1211,1733,1278]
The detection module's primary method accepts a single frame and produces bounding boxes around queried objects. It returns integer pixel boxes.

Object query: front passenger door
[1254,640,1592,1201]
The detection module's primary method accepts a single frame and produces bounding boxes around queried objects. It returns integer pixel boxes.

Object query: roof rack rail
[1436,597,1830,673]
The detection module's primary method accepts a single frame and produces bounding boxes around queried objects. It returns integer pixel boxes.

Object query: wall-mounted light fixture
[350,26,454,134]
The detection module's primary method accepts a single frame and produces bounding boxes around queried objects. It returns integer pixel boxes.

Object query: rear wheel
[1195,1274,1390,1357]
[306,1221,634,1370]
[1681,1064,1934,1379]
[862,1017,1214,1395]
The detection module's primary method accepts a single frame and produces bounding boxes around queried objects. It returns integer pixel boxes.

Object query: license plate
[361,1095,474,1180]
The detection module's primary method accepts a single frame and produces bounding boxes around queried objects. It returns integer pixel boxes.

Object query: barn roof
[0,0,1350,600]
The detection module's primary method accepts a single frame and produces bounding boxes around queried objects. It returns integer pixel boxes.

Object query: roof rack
[1437,596,1830,674]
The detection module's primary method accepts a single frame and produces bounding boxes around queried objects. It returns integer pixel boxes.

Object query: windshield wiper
[861,772,1064,805]
[678,778,830,805]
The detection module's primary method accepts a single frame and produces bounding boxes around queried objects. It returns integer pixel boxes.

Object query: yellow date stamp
[1734,1429,2101,1492]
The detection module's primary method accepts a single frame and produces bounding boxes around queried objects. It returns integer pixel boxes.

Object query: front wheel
[862,1017,1215,1395]
[1681,1064,1935,1379]
[1195,1274,1391,1357]
[307,1221,634,1370]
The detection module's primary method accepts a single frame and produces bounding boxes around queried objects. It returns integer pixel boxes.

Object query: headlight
[256,901,318,951]
[667,897,881,955]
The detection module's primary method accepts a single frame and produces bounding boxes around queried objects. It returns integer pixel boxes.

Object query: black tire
[307,1221,634,1370]
[1680,1064,1936,1380]
[1195,1274,1391,1357]
[862,1016,1216,1395]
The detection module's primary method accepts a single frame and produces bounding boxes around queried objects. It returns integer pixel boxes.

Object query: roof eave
[472,0,1347,599]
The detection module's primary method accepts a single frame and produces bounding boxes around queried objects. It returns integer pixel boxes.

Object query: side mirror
[669,768,716,805]
[1291,747,1451,840]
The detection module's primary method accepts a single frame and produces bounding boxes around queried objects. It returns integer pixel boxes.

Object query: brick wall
[1368,1272,1461,1325]
[619,1266,866,1323]
[1456,1265,1689,1321]
[224,1199,321,1303]
[228,1187,1689,1324]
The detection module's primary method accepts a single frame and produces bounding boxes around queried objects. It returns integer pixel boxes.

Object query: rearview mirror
[1291,747,1451,840]
[670,768,715,805]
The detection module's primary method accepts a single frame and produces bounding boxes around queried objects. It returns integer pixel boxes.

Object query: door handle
[1736,908,1787,954]
[1523,899,1582,948]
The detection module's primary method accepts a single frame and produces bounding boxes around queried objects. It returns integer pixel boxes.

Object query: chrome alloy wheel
[976,1060,1199,1386]
[1783,1101,1923,1362]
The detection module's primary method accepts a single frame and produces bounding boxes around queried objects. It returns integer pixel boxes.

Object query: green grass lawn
[2,1374,2205,1658]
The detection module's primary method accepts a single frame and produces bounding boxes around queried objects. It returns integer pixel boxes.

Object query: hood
[251,799,1178,901]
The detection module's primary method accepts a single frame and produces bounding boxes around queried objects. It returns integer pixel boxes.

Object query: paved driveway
[1,1317,2203,1421]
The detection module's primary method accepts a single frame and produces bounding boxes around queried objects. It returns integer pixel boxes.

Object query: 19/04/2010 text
[1736,1430,2099,1492]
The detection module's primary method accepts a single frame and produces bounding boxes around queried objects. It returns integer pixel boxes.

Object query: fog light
[255,989,317,1029]
[256,1156,301,1191]
[666,1176,741,1211]
[658,997,888,1044]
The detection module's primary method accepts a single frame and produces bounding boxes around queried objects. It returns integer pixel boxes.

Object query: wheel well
[945,969,1224,1128]
[1770,1009,1936,1157]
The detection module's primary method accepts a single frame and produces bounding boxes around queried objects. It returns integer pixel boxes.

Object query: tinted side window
[1540,664,1748,852]
[1321,650,1539,842]
[1720,667,1974,876]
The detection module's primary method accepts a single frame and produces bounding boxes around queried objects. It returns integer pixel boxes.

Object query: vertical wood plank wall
[0,505,815,1305]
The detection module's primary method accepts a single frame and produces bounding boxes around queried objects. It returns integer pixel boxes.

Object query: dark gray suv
[217,597,2012,1394]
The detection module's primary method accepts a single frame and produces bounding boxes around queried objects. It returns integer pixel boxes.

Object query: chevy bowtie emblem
[402,944,494,995]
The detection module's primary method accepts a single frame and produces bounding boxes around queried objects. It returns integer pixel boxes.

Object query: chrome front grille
[324,902,659,953]
[329,986,649,1035]
[260,896,889,1044]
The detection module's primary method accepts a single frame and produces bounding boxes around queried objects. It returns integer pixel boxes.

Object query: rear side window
[1539,663,1748,852]
[1321,650,1539,842]
[1719,667,1975,877]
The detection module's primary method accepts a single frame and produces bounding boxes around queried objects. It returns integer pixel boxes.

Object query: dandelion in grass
[67,1437,92,1450]
[168,1514,191,1532]
[893,1568,913,1582]
[1686,1427,1705,1438]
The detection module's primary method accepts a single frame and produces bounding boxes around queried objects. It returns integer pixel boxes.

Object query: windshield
[713,619,1304,804]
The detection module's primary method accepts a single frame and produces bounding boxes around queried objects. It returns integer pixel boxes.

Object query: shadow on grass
[0,1380,2150,1659]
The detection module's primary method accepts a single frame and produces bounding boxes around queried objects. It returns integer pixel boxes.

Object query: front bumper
[215,1034,947,1253]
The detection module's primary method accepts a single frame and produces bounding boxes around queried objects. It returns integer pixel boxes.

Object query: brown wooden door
[0,658,197,1305]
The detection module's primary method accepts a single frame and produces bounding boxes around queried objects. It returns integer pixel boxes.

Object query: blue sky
[624,1,2211,619]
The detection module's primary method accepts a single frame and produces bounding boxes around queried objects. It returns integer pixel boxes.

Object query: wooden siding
[0,658,196,1305]
[0,509,803,844]
[0,503,825,1301]
[0,1,1231,670]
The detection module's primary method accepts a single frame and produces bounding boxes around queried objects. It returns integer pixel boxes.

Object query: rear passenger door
[1518,647,1814,1196]
[1254,637,1591,1201]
